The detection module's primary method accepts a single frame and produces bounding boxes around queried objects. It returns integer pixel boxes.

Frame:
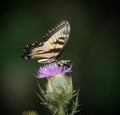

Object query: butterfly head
[57,60,72,68]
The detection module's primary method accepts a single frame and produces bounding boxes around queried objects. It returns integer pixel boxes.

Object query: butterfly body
[22,20,70,64]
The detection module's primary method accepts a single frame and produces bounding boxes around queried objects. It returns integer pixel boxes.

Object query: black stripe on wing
[53,41,64,45]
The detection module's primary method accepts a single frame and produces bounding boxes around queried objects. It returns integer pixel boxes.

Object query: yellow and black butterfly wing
[22,20,70,63]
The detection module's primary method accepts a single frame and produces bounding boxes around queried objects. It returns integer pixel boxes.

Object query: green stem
[58,101,65,115]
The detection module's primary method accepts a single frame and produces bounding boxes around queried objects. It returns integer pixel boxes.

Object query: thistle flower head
[37,62,72,78]
[36,61,79,115]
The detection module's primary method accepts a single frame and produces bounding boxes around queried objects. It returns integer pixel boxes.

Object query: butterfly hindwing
[22,20,70,63]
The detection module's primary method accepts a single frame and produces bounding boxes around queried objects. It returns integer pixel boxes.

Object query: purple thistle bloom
[37,62,72,78]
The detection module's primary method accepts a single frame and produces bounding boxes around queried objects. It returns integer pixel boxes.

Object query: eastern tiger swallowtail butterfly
[22,20,70,64]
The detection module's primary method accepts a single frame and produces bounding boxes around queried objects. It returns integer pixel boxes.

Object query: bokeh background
[0,0,119,115]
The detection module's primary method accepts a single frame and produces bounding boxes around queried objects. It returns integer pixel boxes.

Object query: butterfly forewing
[22,20,70,63]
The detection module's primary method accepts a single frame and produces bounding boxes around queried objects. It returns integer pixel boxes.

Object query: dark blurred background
[0,0,119,115]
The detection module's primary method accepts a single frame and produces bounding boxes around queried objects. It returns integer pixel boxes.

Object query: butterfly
[21,20,71,64]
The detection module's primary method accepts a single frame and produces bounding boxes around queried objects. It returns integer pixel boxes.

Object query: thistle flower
[37,62,72,78]
[36,62,79,115]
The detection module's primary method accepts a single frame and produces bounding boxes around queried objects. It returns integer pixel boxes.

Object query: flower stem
[58,101,65,115]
